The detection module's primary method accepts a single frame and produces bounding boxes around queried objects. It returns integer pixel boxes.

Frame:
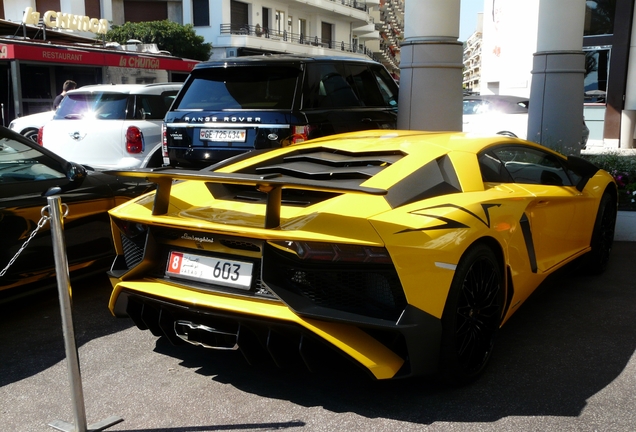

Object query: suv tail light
[161,123,170,165]
[125,126,144,154]
[291,125,319,145]
[37,127,44,146]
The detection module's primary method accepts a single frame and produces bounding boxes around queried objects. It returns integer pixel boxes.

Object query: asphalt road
[1,242,635,432]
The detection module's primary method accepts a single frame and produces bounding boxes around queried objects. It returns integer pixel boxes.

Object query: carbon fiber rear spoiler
[107,168,387,228]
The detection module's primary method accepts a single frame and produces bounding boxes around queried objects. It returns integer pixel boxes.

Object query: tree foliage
[103,20,212,61]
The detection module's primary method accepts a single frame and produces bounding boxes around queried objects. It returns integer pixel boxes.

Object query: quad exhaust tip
[174,320,239,350]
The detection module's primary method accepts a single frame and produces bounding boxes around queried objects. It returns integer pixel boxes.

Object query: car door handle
[361,118,373,122]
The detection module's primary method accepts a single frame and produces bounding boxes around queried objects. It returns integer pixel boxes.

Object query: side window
[371,66,399,108]
[304,63,361,109]
[345,65,387,107]
[162,90,179,111]
[135,95,172,120]
[478,152,513,183]
[463,100,490,114]
[491,146,573,186]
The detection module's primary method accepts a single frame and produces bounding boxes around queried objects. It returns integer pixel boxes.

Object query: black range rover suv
[162,55,399,169]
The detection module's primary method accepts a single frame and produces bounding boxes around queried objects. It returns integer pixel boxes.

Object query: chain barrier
[0,204,68,277]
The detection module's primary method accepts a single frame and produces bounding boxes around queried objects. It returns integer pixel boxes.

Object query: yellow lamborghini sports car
[106,130,617,384]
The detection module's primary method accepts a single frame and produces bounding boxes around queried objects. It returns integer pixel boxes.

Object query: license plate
[199,128,246,142]
[166,251,253,290]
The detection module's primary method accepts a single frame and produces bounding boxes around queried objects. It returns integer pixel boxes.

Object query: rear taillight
[291,126,307,144]
[269,240,392,264]
[37,127,44,146]
[291,125,319,145]
[125,126,144,154]
[113,217,148,240]
[161,123,170,165]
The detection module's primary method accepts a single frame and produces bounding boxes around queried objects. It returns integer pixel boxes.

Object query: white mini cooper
[40,83,182,170]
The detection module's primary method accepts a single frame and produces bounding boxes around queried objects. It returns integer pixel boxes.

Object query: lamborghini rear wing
[107,168,387,229]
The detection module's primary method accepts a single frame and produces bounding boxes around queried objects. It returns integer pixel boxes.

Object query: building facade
[0,1,403,76]
[462,12,482,93]
[474,0,635,149]
[0,0,404,123]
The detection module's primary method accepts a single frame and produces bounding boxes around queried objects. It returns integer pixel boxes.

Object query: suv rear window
[55,93,128,120]
[175,66,300,111]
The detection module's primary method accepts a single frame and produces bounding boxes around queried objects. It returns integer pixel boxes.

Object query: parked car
[39,83,182,170]
[105,129,616,384]
[8,110,55,142]
[162,54,399,169]
[462,94,590,148]
[0,126,153,302]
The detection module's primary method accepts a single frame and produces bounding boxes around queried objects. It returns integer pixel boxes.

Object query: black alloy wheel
[440,243,505,385]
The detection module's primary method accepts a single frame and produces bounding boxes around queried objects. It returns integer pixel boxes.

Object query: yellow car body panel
[106,130,617,381]
[108,280,404,379]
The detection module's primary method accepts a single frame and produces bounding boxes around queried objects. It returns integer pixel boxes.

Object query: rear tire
[146,150,163,168]
[440,243,504,385]
[22,129,38,142]
[584,191,617,275]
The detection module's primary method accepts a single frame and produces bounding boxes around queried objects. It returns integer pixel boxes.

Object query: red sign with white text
[0,42,198,72]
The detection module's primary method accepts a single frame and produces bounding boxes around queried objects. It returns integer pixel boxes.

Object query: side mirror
[66,162,87,183]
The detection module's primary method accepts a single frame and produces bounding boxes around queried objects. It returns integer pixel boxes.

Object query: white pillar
[528,0,586,155]
[619,3,636,149]
[183,0,193,25]
[101,0,113,22]
[397,0,463,131]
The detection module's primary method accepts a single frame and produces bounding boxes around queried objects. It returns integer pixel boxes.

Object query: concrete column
[619,2,636,149]
[620,111,636,149]
[397,0,463,131]
[528,0,586,155]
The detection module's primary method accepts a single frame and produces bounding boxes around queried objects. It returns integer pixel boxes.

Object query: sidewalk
[616,211,636,241]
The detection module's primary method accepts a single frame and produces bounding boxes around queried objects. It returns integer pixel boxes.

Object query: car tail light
[161,123,168,158]
[37,127,44,146]
[269,240,391,264]
[291,126,307,144]
[113,217,148,239]
[125,126,144,154]
[290,125,319,145]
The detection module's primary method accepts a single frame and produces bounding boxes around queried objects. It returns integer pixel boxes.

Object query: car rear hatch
[42,92,131,169]
[165,63,303,168]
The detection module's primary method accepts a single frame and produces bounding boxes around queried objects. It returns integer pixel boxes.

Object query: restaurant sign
[0,43,198,73]
[22,7,109,35]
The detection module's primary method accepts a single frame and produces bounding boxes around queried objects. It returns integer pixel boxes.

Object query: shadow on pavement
[150,241,636,424]
[1,243,634,427]
[0,273,133,387]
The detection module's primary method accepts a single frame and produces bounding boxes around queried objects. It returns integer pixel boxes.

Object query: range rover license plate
[199,129,246,142]
[166,251,253,289]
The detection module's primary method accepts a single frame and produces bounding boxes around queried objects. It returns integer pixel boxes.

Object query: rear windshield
[173,66,300,110]
[54,93,128,120]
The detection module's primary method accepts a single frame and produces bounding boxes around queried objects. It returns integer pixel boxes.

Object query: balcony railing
[329,0,367,11]
[220,23,379,61]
